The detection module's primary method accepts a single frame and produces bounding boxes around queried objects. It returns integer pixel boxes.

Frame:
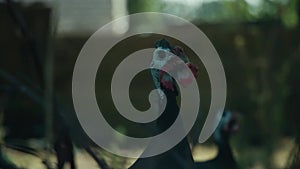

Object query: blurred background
[0,0,299,169]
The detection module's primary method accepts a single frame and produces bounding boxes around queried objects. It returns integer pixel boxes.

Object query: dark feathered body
[129,39,197,169]
[196,111,239,169]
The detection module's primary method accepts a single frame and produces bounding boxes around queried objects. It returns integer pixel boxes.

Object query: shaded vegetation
[0,0,299,169]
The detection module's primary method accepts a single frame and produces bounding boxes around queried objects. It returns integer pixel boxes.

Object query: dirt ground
[3,138,294,169]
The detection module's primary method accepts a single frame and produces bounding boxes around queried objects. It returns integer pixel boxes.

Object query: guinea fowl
[196,111,239,169]
[129,39,198,169]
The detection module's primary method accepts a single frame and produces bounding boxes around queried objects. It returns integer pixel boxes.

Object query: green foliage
[127,0,299,28]
[127,0,160,13]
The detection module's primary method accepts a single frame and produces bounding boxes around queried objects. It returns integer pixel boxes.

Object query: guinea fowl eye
[154,48,169,60]
[157,51,166,58]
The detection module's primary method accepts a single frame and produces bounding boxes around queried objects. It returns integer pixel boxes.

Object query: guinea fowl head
[151,39,199,93]
[213,111,239,145]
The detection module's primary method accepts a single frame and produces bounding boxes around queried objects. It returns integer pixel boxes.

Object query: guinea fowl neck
[214,131,235,163]
[218,140,233,159]
[216,139,234,161]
